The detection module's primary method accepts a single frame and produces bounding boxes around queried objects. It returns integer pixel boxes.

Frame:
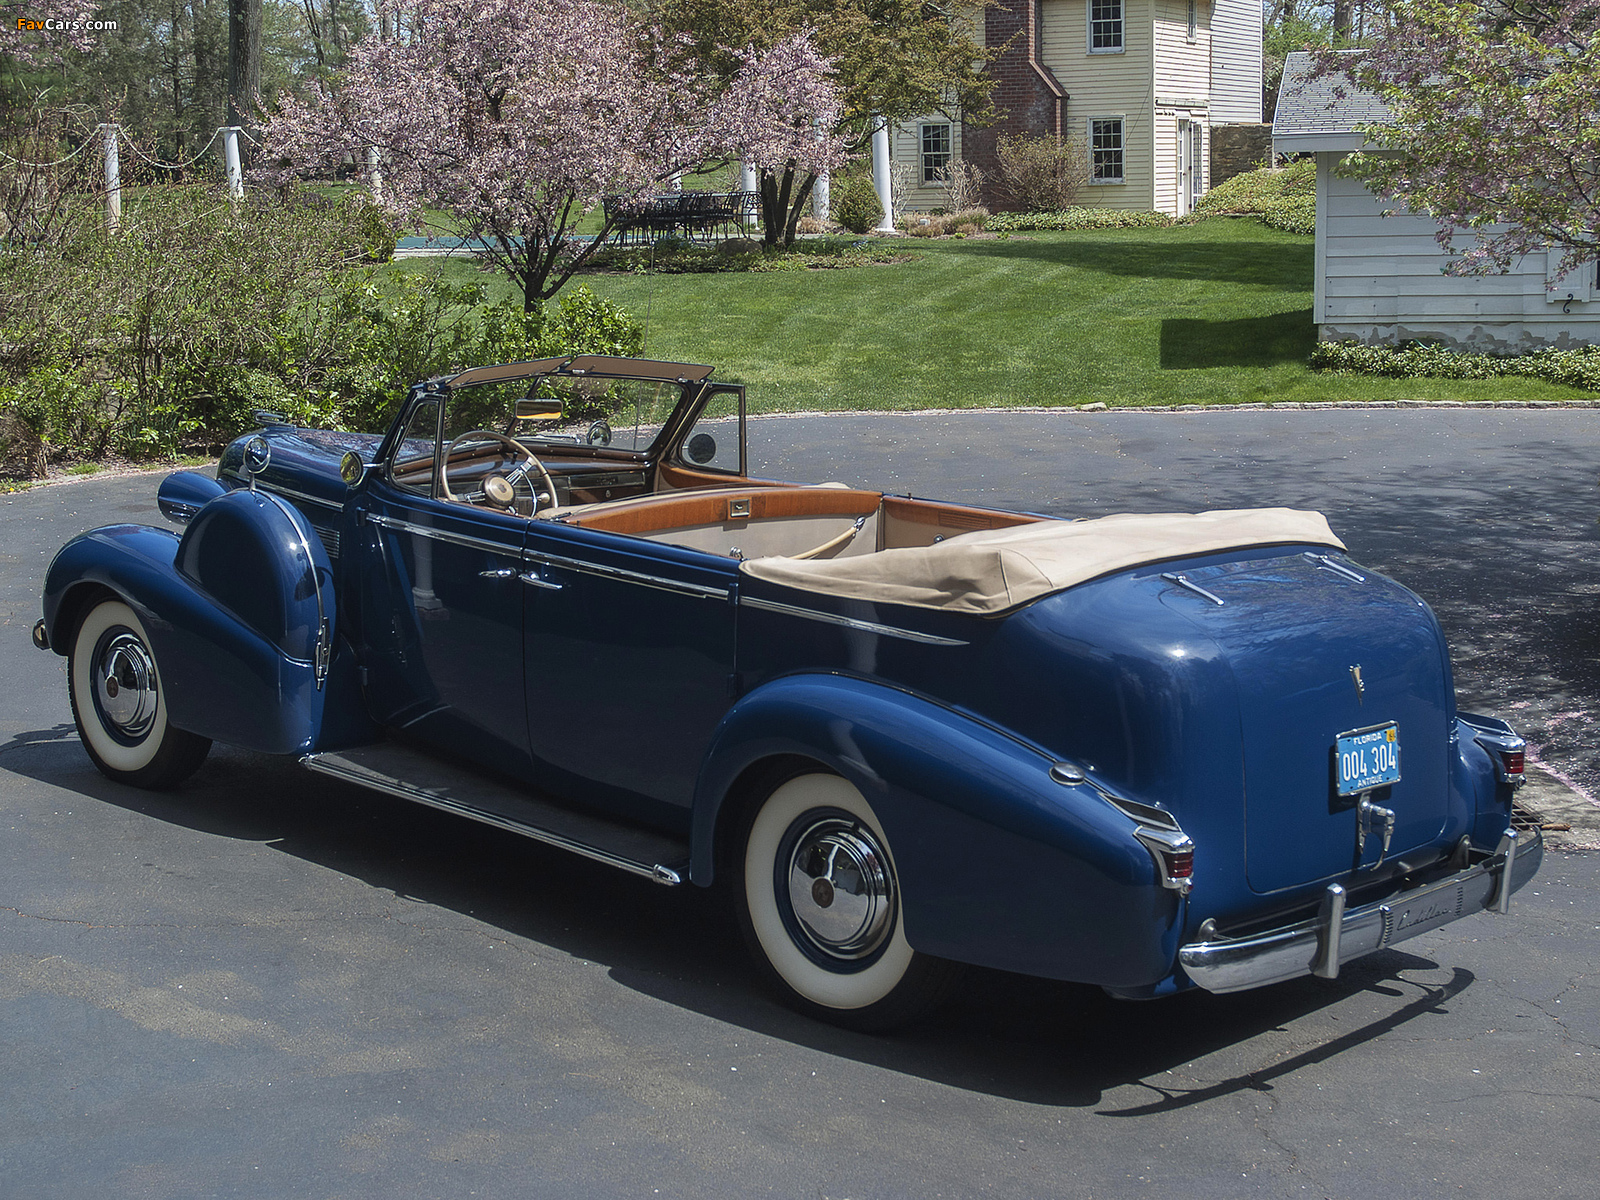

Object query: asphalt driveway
[1,408,1596,1200]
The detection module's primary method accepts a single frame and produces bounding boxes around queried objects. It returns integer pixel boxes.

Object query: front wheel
[68,598,211,789]
[733,771,959,1031]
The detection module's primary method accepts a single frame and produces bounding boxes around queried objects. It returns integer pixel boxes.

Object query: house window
[1187,0,1197,39]
[1090,119,1124,183]
[921,123,952,183]
[1090,0,1124,52]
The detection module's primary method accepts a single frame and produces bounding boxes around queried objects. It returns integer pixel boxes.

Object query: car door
[358,394,532,781]
[519,520,739,833]
[519,385,748,831]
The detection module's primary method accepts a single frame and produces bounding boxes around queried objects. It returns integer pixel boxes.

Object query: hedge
[1311,340,1600,391]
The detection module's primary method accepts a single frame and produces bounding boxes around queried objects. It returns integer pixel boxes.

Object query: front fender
[42,495,367,754]
[692,673,1185,989]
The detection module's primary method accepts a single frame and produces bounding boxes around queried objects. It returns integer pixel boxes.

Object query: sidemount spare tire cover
[174,488,335,662]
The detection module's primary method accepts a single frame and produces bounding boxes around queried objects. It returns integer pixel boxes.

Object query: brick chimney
[966,0,1068,210]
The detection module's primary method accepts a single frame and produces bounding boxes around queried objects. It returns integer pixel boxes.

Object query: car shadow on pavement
[4,732,1476,1111]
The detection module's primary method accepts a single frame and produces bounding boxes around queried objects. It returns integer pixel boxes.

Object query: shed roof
[1273,51,1389,151]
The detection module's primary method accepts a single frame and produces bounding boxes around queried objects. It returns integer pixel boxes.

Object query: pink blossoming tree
[1318,0,1600,280]
[5,2,103,66]
[258,0,843,309]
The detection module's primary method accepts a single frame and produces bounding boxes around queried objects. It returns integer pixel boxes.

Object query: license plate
[1336,723,1401,795]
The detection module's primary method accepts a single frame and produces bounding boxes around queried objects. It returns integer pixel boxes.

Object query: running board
[301,743,690,886]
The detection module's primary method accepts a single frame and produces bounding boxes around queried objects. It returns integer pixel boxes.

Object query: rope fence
[119,127,225,172]
[4,123,385,232]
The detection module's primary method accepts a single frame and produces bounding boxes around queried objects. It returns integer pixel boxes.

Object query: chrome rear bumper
[1179,829,1542,994]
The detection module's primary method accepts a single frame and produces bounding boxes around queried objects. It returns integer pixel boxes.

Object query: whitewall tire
[734,771,957,1030]
[68,598,210,789]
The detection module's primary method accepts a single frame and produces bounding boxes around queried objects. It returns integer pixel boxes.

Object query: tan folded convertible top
[739,508,1346,615]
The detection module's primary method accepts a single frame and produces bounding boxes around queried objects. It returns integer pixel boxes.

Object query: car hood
[218,427,384,506]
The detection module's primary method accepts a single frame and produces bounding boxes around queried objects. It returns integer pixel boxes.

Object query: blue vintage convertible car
[33,356,1541,1028]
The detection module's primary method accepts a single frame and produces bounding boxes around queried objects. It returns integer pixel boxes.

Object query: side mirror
[339,450,369,487]
[515,397,564,420]
[686,432,716,465]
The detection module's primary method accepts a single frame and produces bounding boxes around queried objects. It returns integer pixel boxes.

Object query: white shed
[1274,51,1600,352]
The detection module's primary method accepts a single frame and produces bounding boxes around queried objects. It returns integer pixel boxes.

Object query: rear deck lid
[1159,552,1452,894]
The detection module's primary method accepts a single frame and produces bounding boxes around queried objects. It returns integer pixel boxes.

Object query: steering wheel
[439,429,560,516]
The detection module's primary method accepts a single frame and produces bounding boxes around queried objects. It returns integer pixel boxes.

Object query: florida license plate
[1337,723,1401,795]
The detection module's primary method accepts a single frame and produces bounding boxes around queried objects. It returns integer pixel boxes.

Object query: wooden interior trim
[656,463,788,492]
[572,488,885,536]
[881,496,1044,532]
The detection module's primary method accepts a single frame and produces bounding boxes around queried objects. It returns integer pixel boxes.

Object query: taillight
[1134,827,1195,895]
[1465,717,1527,789]
[1498,748,1525,784]
[1165,848,1195,881]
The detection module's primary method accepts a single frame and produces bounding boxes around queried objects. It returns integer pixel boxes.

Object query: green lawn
[399,222,1593,409]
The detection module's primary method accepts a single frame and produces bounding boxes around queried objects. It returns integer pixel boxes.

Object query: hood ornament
[1350,665,1365,703]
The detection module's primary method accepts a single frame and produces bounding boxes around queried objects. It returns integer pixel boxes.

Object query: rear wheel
[733,771,958,1030]
[68,598,210,789]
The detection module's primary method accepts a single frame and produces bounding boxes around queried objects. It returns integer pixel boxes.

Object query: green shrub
[829,173,885,235]
[1191,160,1315,218]
[901,208,990,237]
[1311,340,1600,390]
[1261,194,1316,236]
[993,134,1089,212]
[986,208,1175,232]
[1186,161,1316,235]
[581,237,911,275]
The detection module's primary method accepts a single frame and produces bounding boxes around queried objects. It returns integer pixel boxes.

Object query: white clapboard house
[1274,51,1599,351]
[887,0,1266,217]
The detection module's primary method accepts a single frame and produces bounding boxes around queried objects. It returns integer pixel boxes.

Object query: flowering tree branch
[1317,0,1600,280]
[257,0,841,308]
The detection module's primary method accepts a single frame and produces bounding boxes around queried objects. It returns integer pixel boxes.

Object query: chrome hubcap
[95,633,158,740]
[786,818,894,960]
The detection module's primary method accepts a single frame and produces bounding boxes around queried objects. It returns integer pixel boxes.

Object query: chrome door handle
[519,570,563,591]
[478,568,517,579]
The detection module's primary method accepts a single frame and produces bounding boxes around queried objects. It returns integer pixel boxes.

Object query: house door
[1176,120,1204,216]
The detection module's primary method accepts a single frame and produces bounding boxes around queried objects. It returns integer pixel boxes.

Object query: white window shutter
[1546,247,1595,302]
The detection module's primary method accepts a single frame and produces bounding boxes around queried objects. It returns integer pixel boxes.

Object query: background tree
[654,0,996,246]
[1263,0,1397,121]
[259,0,842,308]
[3,0,316,164]
[1318,0,1600,279]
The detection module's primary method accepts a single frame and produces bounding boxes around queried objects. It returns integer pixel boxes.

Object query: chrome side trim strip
[366,512,730,601]
[366,512,523,558]
[261,482,343,512]
[300,754,684,886]
[523,548,731,600]
[738,595,969,646]
[258,491,331,689]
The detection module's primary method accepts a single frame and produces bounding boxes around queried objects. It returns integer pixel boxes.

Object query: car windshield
[431,361,697,456]
[509,373,688,452]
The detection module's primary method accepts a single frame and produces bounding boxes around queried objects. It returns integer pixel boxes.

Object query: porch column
[871,118,894,232]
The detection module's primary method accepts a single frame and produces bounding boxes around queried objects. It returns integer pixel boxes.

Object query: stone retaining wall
[1210,124,1273,187]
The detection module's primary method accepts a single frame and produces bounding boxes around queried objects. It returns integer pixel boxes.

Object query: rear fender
[692,673,1184,989]
[1456,714,1521,849]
